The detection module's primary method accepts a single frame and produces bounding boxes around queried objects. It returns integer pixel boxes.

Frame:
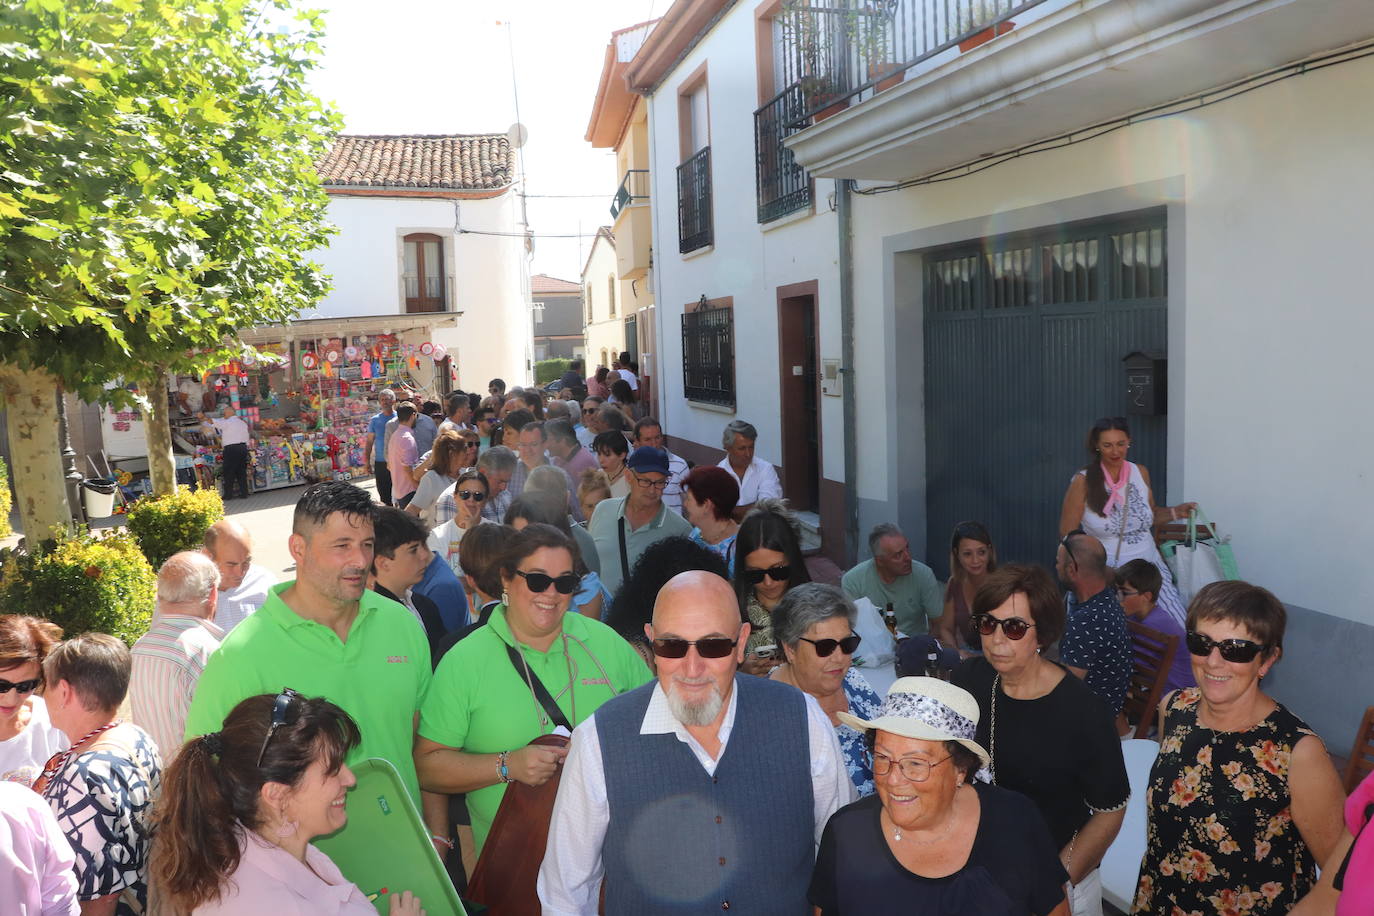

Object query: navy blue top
[1059,585,1132,714]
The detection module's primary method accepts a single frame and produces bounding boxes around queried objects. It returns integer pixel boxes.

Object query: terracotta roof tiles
[318,134,514,191]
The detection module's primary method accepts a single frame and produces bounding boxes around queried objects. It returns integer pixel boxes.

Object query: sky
[305,0,661,283]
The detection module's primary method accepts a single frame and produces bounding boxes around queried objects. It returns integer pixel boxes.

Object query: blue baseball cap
[626,446,670,476]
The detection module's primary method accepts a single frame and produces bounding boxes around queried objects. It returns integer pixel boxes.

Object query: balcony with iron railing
[676,147,713,254]
[609,169,649,220]
[754,82,813,223]
[781,0,1374,181]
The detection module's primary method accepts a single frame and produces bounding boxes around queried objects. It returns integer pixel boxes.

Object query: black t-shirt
[808,784,1068,916]
[951,656,1129,848]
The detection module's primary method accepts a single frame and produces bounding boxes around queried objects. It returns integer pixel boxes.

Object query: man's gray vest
[596,674,815,914]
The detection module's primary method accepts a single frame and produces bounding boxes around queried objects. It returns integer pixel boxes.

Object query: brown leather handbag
[465,732,569,915]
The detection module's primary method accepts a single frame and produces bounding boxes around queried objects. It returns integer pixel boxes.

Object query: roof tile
[318,134,515,191]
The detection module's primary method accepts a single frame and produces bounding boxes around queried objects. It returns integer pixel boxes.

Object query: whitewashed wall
[645,3,845,480]
[310,193,530,391]
[582,234,625,371]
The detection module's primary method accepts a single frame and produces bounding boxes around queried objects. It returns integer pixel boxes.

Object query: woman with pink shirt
[153,691,424,915]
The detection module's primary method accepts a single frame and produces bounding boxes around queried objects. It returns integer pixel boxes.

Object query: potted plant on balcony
[957,0,1015,53]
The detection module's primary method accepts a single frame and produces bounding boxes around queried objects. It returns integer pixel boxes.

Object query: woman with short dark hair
[1133,580,1345,916]
[951,564,1129,915]
[592,430,630,498]
[153,691,423,914]
[682,465,741,574]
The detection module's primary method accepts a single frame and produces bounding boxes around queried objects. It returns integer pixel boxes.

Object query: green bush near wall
[534,358,572,385]
[0,529,156,645]
[126,486,225,570]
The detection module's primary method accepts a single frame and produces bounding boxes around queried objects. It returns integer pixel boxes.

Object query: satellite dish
[507,122,529,148]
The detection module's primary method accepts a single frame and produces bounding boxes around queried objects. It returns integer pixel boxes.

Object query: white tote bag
[850,596,898,669]
[1163,510,1239,606]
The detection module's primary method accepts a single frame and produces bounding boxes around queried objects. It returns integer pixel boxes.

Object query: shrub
[0,529,156,645]
[534,358,572,385]
[126,486,224,570]
[0,457,11,539]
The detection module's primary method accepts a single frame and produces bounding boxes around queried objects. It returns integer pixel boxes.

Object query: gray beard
[666,680,724,727]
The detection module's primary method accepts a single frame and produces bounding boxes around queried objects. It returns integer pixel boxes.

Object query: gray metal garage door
[923,208,1168,576]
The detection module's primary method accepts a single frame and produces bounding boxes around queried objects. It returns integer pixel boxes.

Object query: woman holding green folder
[153,691,425,915]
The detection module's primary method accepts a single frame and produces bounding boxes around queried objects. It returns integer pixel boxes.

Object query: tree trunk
[144,372,177,496]
[0,363,73,543]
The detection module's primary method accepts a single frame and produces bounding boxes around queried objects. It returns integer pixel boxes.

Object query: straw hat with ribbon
[838,676,991,771]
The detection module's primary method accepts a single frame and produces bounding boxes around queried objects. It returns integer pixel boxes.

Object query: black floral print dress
[1132,688,1319,916]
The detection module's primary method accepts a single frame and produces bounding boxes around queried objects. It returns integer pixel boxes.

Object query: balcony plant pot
[868,62,906,93]
[958,20,1015,53]
[811,93,849,122]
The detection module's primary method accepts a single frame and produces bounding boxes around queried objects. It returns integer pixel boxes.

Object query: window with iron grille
[677,147,713,254]
[681,298,735,406]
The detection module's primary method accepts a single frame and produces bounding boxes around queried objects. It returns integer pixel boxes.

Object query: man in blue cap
[587,446,692,596]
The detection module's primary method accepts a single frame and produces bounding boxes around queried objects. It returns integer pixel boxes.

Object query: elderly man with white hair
[717,420,782,521]
[129,550,223,761]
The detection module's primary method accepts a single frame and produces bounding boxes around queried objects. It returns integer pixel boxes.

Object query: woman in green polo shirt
[414,523,651,857]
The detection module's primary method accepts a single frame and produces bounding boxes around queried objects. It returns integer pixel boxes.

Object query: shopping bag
[850,596,898,669]
[1161,509,1239,606]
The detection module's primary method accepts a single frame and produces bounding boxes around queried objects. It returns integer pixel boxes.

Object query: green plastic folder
[314,757,467,916]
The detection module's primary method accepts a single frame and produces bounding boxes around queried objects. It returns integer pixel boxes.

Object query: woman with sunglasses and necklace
[416,523,652,861]
[951,564,1128,916]
[1132,580,1345,916]
[154,691,424,915]
[734,500,811,675]
[0,614,67,786]
[427,468,491,579]
[810,676,1069,915]
[769,584,883,796]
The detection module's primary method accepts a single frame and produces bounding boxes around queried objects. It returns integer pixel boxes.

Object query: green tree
[0,0,338,539]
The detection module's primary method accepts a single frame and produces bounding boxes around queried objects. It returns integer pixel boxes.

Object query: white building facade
[626,0,1374,745]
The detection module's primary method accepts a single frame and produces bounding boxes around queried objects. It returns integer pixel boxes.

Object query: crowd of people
[2,391,1370,916]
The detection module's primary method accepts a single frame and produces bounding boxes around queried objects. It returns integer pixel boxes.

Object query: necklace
[516,634,578,732]
[989,674,1000,784]
[33,719,122,794]
[888,795,960,844]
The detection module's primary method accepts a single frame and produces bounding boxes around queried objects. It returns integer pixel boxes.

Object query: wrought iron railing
[754,83,814,223]
[781,0,1047,121]
[676,147,713,254]
[681,301,734,406]
[609,169,650,220]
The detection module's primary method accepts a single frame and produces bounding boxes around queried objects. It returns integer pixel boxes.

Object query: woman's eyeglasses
[455,489,486,502]
[798,634,861,658]
[867,752,951,782]
[970,614,1036,640]
[515,570,580,595]
[1186,631,1267,663]
[0,677,40,696]
[256,687,301,768]
[740,565,791,585]
[650,637,738,659]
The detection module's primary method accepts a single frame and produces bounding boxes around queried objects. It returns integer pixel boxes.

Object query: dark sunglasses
[455,489,486,502]
[0,677,40,695]
[1186,631,1268,663]
[799,634,862,658]
[651,637,738,659]
[256,687,301,768]
[740,564,791,585]
[971,614,1036,640]
[515,569,580,595]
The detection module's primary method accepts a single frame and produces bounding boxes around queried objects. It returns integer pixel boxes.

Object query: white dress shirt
[616,368,639,391]
[214,564,276,632]
[717,455,783,507]
[211,415,251,447]
[537,682,853,915]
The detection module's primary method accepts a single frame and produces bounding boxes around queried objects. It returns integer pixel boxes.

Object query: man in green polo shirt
[587,447,692,596]
[414,523,651,854]
[184,482,433,810]
[840,522,945,637]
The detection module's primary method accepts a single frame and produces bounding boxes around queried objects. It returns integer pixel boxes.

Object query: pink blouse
[1336,770,1374,916]
[195,831,377,915]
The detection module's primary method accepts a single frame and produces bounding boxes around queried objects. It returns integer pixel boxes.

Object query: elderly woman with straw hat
[809,677,1069,916]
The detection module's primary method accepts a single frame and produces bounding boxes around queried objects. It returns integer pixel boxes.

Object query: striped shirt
[130,615,223,761]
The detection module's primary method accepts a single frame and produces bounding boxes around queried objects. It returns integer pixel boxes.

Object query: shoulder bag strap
[1113,478,1129,566]
[505,644,572,731]
[618,514,631,583]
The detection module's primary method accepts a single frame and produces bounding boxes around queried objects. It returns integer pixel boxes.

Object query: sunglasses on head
[740,564,791,585]
[970,614,1036,640]
[515,569,580,595]
[0,677,40,695]
[799,634,862,658]
[455,489,486,502]
[256,687,301,768]
[650,637,738,659]
[1186,631,1268,663]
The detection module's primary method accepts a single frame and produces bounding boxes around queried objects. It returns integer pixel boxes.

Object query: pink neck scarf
[1102,462,1130,517]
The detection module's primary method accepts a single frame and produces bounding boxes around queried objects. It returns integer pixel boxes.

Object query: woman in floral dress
[1133,581,1345,915]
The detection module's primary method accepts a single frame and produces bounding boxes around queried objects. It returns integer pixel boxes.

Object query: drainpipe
[836,178,858,565]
